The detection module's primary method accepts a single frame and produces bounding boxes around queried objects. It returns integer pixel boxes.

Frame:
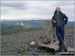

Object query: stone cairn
[41,20,58,44]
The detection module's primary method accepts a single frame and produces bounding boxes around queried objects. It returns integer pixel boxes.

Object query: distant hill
[1,20,74,27]
[0,23,9,33]
[1,20,45,27]
[1,20,74,35]
[1,23,42,35]
[67,21,74,26]
[1,24,23,35]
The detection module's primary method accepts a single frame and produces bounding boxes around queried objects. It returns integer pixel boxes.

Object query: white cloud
[1,1,74,21]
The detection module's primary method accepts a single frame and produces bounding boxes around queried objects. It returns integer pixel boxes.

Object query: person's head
[56,7,61,13]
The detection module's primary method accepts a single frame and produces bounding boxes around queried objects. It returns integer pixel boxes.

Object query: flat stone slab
[38,43,59,51]
[38,41,60,53]
[38,41,74,53]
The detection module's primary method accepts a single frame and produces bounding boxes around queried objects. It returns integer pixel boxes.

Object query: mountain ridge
[1,20,74,27]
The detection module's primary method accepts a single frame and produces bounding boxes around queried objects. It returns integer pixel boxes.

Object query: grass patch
[65,26,74,30]
[0,35,6,38]
[1,27,43,35]
[23,27,43,32]
[1,25,74,35]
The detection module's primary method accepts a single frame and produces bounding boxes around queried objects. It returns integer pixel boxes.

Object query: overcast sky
[1,1,74,21]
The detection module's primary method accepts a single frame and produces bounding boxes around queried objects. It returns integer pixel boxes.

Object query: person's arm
[52,15,56,27]
[63,14,68,24]
[52,15,56,24]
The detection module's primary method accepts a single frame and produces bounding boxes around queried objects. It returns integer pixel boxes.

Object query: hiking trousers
[56,26,64,43]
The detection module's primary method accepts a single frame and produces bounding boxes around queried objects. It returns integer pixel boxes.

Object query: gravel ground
[1,29,74,55]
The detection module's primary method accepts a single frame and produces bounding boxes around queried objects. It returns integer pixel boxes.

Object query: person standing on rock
[52,7,68,51]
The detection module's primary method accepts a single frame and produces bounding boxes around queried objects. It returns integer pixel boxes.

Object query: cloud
[1,1,28,10]
[1,1,74,21]
[53,1,74,7]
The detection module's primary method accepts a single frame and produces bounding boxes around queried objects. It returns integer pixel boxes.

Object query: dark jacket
[52,11,68,27]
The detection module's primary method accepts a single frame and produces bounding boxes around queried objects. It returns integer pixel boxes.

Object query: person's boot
[61,43,67,52]
[59,43,67,52]
[59,43,63,52]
